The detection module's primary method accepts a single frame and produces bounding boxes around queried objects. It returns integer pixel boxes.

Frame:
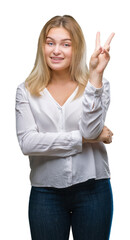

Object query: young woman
[15,15,114,240]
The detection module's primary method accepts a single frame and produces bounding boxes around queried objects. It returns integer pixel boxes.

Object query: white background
[0,0,130,239]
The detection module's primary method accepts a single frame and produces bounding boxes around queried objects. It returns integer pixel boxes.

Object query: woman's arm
[79,32,114,139]
[79,78,110,139]
[82,126,113,144]
[15,85,82,157]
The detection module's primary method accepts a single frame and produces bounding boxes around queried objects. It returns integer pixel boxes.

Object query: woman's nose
[53,44,61,55]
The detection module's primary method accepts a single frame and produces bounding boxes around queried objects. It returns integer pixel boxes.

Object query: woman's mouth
[50,57,64,63]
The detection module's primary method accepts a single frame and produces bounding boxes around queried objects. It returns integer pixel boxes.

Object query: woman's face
[44,27,72,72]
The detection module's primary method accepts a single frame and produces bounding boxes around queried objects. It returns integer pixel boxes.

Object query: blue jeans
[28,178,113,240]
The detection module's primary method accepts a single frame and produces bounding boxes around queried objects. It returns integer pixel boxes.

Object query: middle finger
[104,32,115,48]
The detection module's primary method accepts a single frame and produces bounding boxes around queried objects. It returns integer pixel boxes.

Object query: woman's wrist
[82,137,99,144]
[89,72,103,88]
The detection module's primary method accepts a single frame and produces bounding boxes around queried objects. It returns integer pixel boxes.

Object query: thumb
[92,47,102,58]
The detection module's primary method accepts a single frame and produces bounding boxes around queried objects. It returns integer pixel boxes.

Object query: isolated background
[0,0,129,239]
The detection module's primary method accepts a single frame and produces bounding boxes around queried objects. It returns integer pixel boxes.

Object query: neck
[51,69,73,86]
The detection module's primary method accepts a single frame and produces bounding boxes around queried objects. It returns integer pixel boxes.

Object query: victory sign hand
[89,32,115,77]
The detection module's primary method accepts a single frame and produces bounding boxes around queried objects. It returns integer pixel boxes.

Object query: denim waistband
[32,178,110,193]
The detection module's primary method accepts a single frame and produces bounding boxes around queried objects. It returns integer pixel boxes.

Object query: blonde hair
[25,15,89,99]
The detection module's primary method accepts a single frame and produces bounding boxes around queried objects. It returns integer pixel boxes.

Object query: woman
[15,15,114,240]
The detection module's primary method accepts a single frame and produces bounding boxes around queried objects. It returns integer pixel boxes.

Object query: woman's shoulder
[16,81,28,100]
[16,81,26,90]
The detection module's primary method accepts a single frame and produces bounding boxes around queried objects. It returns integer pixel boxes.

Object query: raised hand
[89,32,115,87]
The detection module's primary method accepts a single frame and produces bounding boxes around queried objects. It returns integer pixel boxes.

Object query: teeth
[51,57,63,60]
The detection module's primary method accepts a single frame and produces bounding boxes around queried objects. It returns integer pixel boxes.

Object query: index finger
[104,32,115,48]
[95,32,101,50]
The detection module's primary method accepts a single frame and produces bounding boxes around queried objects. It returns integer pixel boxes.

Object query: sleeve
[78,78,110,139]
[15,85,82,157]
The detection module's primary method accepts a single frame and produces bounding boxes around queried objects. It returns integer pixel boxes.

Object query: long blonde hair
[25,15,89,99]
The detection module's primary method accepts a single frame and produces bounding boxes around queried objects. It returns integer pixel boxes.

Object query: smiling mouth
[51,57,64,60]
[50,57,64,63]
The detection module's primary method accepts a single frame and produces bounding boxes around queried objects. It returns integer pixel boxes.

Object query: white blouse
[15,78,111,188]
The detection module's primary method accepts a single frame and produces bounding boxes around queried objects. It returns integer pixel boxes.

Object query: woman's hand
[89,32,115,88]
[82,126,113,144]
[96,126,113,144]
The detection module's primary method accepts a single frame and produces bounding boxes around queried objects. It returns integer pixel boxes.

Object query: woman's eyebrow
[46,37,71,41]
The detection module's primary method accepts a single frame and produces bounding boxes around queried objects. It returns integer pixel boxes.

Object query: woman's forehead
[46,27,71,41]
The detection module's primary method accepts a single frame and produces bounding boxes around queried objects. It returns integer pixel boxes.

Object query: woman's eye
[64,43,70,47]
[47,42,53,46]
